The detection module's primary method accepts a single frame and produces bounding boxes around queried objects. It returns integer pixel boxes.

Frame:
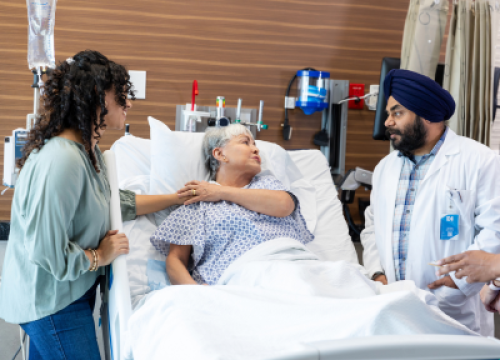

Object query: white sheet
[128,238,476,360]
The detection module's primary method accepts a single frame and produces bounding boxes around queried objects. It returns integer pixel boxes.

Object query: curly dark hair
[18,50,135,172]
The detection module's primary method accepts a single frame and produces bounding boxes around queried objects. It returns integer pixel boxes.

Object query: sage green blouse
[0,137,136,324]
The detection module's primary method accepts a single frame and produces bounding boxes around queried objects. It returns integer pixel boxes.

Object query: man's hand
[435,251,500,283]
[428,275,458,290]
[480,285,500,313]
[373,274,388,285]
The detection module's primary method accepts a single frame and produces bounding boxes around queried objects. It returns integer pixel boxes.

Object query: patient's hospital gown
[150,174,314,285]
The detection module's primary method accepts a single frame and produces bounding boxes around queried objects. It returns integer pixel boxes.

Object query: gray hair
[203,124,254,180]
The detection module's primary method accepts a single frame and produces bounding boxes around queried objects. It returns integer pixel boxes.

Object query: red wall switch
[348,83,365,110]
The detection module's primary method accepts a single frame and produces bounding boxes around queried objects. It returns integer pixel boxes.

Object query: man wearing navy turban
[383,69,455,157]
[361,69,500,337]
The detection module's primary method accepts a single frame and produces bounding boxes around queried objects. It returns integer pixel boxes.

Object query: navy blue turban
[384,69,455,122]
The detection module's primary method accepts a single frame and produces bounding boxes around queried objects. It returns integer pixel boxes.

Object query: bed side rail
[103,150,133,360]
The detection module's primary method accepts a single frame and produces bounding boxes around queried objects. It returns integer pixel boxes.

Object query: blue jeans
[20,277,101,360]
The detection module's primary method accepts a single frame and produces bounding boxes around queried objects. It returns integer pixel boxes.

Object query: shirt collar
[397,126,448,160]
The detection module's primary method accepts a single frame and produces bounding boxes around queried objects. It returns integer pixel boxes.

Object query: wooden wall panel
[0,0,414,220]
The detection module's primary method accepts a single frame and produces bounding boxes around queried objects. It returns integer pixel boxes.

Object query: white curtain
[490,7,500,152]
[401,0,449,78]
[401,0,499,146]
[443,0,498,145]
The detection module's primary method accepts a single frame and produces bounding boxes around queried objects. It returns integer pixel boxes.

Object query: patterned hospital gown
[150,174,314,285]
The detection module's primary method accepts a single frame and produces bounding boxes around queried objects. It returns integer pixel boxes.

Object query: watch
[371,271,385,281]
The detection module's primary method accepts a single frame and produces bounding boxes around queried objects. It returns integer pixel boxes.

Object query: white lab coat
[361,129,500,336]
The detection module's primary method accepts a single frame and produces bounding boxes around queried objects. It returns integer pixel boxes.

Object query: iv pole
[28,67,45,130]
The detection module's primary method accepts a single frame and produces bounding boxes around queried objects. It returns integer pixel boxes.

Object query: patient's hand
[178,180,223,205]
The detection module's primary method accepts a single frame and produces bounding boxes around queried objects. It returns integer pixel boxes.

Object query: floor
[0,241,499,359]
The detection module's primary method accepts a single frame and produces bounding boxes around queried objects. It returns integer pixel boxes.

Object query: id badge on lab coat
[440,189,460,241]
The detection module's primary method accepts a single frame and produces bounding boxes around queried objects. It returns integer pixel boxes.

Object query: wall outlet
[128,70,147,99]
[367,84,379,111]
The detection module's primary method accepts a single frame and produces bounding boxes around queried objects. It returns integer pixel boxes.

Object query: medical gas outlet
[235,99,268,132]
[178,94,267,137]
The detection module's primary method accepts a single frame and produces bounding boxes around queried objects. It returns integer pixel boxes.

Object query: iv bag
[26,0,57,70]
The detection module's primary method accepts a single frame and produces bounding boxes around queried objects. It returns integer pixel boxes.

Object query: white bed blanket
[128,238,477,360]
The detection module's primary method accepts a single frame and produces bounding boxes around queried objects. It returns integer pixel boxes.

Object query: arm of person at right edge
[166,244,201,285]
[360,183,387,285]
[435,251,500,283]
[480,285,500,313]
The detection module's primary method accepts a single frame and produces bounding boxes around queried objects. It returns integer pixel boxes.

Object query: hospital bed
[100,120,500,360]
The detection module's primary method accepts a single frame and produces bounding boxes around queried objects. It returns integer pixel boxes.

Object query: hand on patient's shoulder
[178,180,223,205]
[176,192,193,205]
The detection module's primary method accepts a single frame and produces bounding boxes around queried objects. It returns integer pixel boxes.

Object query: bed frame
[101,149,500,360]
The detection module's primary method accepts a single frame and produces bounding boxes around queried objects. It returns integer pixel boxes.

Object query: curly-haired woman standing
[0,50,186,359]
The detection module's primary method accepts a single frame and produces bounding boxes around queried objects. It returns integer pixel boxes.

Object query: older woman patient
[150,124,314,285]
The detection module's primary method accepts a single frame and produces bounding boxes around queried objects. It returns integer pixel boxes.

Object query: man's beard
[385,115,427,158]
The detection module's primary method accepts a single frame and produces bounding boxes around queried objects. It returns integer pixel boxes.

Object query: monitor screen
[373,58,445,140]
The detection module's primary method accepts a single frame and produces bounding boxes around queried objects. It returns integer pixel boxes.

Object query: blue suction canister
[295,70,330,115]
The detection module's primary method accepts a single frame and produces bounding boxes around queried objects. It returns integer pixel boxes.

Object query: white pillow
[148,118,317,232]
[256,141,316,233]
[111,134,151,187]
[149,117,209,225]
[289,150,358,265]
